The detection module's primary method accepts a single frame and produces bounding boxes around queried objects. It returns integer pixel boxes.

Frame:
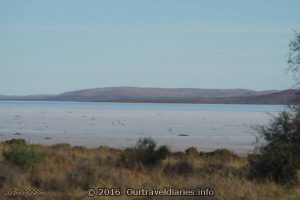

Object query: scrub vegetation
[0,138,299,200]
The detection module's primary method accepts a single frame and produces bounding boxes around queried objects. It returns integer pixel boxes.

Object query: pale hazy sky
[1,0,300,95]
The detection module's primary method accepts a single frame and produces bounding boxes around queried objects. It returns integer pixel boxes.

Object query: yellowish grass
[0,142,299,200]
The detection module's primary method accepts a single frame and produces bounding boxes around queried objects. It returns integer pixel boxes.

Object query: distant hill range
[0,87,298,104]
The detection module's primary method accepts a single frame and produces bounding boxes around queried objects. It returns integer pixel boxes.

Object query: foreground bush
[117,138,170,168]
[185,147,199,157]
[3,142,46,169]
[249,112,300,184]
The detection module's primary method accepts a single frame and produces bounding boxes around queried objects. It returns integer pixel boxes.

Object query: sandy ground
[0,108,275,155]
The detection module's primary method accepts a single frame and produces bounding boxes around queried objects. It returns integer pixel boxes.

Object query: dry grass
[0,140,299,200]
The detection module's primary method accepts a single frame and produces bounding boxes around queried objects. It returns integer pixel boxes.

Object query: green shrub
[248,32,300,185]
[185,147,198,157]
[3,143,46,169]
[117,138,170,168]
[249,112,300,184]
[153,145,170,163]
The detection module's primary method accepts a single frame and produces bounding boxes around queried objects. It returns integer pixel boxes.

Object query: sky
[0,0,300,95]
